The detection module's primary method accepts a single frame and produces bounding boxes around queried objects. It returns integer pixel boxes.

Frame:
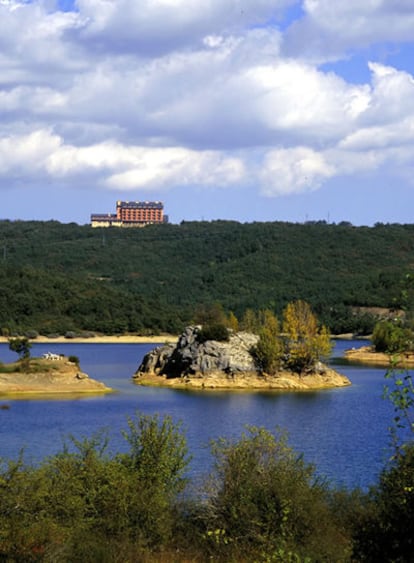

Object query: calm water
[0,340,404,490]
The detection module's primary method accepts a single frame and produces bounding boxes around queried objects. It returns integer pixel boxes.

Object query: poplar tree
[282,300,331,372]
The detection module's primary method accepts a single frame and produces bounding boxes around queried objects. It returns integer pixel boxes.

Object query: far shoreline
[0,333,369,346]
[0,335,178,345]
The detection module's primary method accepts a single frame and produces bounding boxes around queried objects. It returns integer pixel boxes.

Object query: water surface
[0,340,402,490]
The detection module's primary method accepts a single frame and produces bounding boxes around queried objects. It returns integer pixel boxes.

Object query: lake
[0,339,404,490]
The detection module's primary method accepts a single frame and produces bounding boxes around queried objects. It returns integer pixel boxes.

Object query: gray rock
[134,326,259,380]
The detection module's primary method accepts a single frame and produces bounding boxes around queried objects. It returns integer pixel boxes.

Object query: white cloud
[0,0,413,208]
[362,62,414,124]
[284,1,414,61]
[105,149,245,190]
[75,0,295,55]
[0,130,62,176]
[0,129,245,190]
[260,147,335,195]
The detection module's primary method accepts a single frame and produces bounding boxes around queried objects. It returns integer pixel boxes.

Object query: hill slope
[0,219,413,334]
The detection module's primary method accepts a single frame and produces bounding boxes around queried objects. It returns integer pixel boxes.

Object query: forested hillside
[1,219,413,335]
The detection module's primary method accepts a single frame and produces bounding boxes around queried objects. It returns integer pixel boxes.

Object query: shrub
[68,355,80,365]
[352,443,414,562]
[197,323,229,343]
[25,330,38,340]
[64,331,77,339]
[0,414,191,560]
[372,320,413,353]
[118,412,191,547]
[203,427,350,561]
[252,310,283,374]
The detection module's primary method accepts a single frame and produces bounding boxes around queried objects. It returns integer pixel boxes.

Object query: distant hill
[0,219,413,335]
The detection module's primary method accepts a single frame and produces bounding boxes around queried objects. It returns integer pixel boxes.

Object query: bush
[197,323,229,343]
[0,413,191,560]
[64,331,77,339]
[25,330,38,340]
[352,443,414,562]
[252,310,283,374]
[202,427,350,561]
[372,320,413,353]
[68,355,79,365]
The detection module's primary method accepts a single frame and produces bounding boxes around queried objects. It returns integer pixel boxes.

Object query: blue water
[0,340,404,490]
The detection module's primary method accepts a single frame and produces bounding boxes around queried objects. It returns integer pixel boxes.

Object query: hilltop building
[91,200,168,227]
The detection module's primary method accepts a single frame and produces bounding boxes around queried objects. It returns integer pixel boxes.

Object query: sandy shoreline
[0,334,365,346]
[0,335,178,345]
[0,357,113,397]
[344,345,414,367]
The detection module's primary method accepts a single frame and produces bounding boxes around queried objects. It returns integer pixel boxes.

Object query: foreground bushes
[201,427,350,562]
[0,413,413,562]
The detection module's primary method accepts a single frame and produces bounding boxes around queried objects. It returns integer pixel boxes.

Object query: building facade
[91,200,168,227]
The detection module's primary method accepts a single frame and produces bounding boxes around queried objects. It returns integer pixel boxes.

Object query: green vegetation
[197,323,230,343]
[1,219,414,335]
[203,427,350,562]
[8,337,31,360]
[68,355,80,366]
[8,337,32,371]
[352,358,414,563]
[372,320,413,354]
[251,302,331,374]
[282,300,332,372]
[0,408,412,562]
[253,310,283,374]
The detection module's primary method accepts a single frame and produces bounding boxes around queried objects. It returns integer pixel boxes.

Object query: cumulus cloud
[0,0,414,205]
[0,129,245,191]
[75,0,295,55]
[284,1,414,61]
[260,147,335,195]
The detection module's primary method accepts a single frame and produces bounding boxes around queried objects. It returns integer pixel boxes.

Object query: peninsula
[134,326,350,391]
[0,356,112,396]
[345,345,414,367]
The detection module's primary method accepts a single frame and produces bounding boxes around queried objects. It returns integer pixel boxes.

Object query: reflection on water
[0,340,398,490]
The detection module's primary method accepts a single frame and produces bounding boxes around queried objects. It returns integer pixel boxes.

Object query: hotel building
[91,200,168,227]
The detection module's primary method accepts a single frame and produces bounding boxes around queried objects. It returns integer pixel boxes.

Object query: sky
[1,0,414,226]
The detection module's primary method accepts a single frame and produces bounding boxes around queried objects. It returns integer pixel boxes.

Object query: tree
[240,308,260,333]
[253,310,283,374]
[119,412,191,546]
[8,337,31,361]
[372,319,413,354]
[227,311,239,332]
[282,300,332,373]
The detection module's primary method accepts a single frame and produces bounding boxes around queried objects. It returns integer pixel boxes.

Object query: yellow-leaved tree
[282,300,332,373]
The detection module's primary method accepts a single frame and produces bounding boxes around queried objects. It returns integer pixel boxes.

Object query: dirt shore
[0,357,112,397]
[135,367,351,391]
[344,345,414,367]
[0,335,178,345]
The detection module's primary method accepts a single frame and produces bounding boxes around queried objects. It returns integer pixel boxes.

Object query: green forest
[1,219,414,336]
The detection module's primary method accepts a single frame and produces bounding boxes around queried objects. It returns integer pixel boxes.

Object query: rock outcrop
[134,326,350,390]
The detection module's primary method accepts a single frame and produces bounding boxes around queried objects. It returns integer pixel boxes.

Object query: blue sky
[1,0,414,225]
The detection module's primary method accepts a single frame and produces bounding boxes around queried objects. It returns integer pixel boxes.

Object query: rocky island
[0,355,112,396]
[134,326,350,390]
